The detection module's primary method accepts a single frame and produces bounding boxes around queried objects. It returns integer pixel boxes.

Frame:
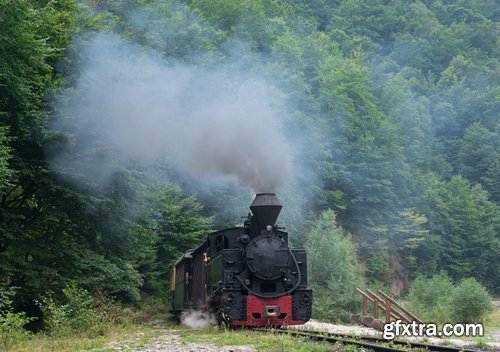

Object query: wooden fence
[352,288,422,330]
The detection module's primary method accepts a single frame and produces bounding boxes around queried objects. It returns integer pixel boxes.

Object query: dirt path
[109,319,500,351]
[105,328,255,352]
[127,330,254,352]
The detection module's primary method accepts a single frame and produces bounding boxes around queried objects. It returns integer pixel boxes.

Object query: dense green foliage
[407,274,492,323]
[0,287,32,350]
[37,283,106,337]
[449,278,493,323]
[0,0,212,319]
[406,273,455,322]
[306,210,364,322]
[0,0,499,328]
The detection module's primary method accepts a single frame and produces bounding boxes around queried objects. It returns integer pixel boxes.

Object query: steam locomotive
[169,193,312,327]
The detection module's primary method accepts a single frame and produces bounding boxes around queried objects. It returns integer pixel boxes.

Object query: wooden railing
[353,288,422,330]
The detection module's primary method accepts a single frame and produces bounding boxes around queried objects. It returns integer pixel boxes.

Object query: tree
[133,182,213,293]
[0,127,13,189]
[457,123,496,173]
[376,70,433,169]
[305,210,364,322]
[316,54,415,283]
[0,0,80,302]
[419,174,500,291]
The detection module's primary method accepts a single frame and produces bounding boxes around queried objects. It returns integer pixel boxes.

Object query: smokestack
[250,193,283,229]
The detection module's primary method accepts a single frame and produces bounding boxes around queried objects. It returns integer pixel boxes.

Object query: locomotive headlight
[266,225,272,232]
[244,278,251,286]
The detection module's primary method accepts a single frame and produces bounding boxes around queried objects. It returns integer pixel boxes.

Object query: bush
[407,274,493,323]
[449,278,492,323]
[406,273,454,322]
[306,210,365,322]
[37,283,108,337]
[0,287,33,351]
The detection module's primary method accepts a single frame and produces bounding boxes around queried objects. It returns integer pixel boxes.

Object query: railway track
[255,328,484,352]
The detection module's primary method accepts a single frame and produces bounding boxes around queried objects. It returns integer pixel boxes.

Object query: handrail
[355,288,423,325]
[376,290,423,324]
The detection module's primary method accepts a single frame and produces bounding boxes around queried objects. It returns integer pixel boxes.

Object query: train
[169,193,312,327]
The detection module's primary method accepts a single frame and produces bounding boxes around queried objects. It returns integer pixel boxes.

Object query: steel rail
[255,328,484,352]
[306,330,481,352]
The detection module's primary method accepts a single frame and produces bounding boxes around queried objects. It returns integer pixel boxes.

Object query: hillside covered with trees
[1,0,499,331]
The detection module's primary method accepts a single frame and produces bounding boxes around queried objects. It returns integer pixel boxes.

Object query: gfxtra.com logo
[383,320,484,340]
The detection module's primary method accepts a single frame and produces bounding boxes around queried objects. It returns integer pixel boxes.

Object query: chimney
[249,193,283,229]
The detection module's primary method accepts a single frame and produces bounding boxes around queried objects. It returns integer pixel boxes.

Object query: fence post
[362,295,368,316]
[385,299,391,323]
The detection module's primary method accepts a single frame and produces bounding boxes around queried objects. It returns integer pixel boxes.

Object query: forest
[1,0,499,333]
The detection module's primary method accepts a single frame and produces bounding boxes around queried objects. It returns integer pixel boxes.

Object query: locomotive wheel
[217,309,230,329]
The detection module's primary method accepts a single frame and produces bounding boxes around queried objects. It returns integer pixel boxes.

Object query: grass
[9,322,360,352]
[454,304,500,340]
[435,304,500,349]
[176,301,500,351]
[9,301,499,352]
[179,326,347,352]
[9,321,167,352]
[480,305,500,347]
[484,306,500,329]
[6,297,175,352]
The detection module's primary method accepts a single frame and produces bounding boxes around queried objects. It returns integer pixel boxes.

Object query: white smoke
[51,32,292,193]
[180,309,217,329]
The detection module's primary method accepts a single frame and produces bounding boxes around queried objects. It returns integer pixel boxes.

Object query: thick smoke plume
[180,309,217,329]
[51,33,292,192]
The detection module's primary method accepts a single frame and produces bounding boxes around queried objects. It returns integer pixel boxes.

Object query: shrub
[306,210,365,322]
[0,287,33,351]
[37,282,108,337]
[449,278,492,323]
[406,273,454,323]
[406,274,493,324]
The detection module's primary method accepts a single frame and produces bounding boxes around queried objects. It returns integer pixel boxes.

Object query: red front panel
[231,295,304,326]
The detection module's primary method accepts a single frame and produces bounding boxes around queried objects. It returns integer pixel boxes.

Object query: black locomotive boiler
[170,193,312,327]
